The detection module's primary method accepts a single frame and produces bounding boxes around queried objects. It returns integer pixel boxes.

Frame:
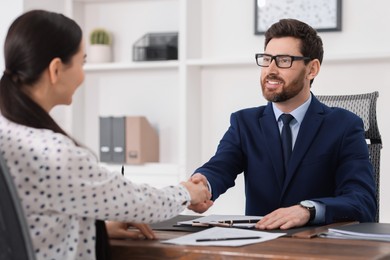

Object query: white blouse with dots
[0,115,190,260]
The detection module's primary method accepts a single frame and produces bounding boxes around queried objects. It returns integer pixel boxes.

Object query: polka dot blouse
[0,115,190,260]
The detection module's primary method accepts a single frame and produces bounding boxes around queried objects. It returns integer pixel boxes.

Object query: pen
[196,236,261,242]
[218,219,261,224]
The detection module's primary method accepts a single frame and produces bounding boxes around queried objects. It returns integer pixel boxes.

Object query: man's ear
[48,58,62,84]
[307,59,321,80]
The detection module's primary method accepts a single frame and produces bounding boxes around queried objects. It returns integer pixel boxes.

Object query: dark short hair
[264,19,324,65]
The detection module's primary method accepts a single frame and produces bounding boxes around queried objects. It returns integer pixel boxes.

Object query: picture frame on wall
[254,0,342,35]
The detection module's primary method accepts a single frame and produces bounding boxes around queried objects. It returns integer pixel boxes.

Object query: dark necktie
[280,114,294,173]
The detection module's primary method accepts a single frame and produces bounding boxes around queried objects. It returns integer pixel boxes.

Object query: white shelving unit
[22,0,258,214]
[22,0,204,186]
[74,0,188,186]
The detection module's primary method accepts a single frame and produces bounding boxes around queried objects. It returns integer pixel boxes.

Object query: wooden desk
[110,230,390,260]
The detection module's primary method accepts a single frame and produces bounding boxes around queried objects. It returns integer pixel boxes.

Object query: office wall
[199,0,390,222]
[0,2,23,72]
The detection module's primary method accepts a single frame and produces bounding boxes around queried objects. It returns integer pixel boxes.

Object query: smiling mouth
[265,74,284,86]
[264,77,284,90]
[267,79,283,85]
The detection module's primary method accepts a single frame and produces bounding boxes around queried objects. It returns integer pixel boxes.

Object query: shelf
[100,162,184,187]
[84,61,179,72]
[324,52,390,63]
[186,58,253,67]
[83,59,254,72]
[185,52,390,68]
[100,162,181,175]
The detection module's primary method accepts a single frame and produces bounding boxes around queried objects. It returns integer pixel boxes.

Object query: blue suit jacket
[195,95,377,223]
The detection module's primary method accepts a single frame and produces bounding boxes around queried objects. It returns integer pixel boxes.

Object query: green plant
[90,28,111,45]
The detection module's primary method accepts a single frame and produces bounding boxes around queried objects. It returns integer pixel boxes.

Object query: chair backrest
[0,152,36,260]
[316,91,382,222]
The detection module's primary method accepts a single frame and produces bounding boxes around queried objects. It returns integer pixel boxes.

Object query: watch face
[301,200,314,208]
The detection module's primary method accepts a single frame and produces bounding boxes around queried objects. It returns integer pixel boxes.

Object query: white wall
[0,1,23,72]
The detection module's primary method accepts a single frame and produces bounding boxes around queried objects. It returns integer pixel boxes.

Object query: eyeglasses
[255,53,311,68]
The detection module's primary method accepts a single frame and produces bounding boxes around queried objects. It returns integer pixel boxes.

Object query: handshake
[180,173,214,213]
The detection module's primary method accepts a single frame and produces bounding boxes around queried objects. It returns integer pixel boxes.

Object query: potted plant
[89,28,112,63]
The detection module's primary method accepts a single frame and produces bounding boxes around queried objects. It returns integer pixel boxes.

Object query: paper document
[177,214,263,229]
[162,226,285,246]
[320,223,390,242]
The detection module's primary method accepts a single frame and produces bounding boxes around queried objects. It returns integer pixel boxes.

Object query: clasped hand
[185,173,214,213]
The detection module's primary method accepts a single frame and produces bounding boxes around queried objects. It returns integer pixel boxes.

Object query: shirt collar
[272,94,312,124]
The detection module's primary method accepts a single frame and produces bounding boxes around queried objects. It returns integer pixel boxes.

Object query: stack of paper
[162,226,285,246]
[177,214,263,229]
[321,223,390,242]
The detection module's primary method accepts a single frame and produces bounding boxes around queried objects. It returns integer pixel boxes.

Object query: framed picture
[254,0,342,35]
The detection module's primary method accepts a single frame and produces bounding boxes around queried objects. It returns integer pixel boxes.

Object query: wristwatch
[299,200,316,221]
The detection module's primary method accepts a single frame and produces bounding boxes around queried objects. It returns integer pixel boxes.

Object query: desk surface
[110,230,390,260]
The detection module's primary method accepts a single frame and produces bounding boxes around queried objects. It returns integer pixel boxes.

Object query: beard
[261,69,306,103]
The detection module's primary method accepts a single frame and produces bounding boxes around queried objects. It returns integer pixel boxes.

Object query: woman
[0,10,210,260]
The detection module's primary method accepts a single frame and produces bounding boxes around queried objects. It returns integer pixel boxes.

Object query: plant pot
[89,44,112,63]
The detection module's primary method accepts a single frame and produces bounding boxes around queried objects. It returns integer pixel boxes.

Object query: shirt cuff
[178,184,191,207]
[310,200,325,224]
[207,180,212,196]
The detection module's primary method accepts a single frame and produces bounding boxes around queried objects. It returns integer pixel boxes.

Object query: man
[189,19,376,230]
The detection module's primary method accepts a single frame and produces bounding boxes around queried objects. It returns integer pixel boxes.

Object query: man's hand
[255,205,310,230]
[190,173,209,187]
[106,221,156,240]
[186,173,214,213]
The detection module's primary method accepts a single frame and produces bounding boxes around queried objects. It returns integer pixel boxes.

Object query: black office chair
[0,152,36,260]
[317,91,382,222]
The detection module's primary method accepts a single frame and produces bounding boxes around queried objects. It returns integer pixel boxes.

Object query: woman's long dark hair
[0,11,111,259]
[0,10,82,138]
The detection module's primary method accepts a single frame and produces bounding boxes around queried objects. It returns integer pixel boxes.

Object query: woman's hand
[105,221,156,240]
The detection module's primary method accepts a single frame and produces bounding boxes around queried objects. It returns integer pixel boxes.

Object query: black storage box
[133,32,178,61]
